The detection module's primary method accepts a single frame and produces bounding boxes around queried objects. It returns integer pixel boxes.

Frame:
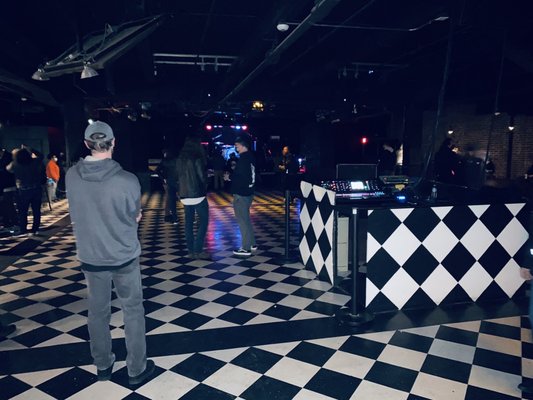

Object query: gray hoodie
[66,157,141,269]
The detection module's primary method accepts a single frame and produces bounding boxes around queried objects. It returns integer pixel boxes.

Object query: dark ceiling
[1,0,533,126]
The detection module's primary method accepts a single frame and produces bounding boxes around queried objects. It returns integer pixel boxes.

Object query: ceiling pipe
[218,0,341,106]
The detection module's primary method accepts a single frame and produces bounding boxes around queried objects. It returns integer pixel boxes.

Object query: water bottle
[430,184,438,201]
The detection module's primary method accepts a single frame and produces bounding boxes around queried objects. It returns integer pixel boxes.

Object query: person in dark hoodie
[176,135,209,259]
[6,146,45,236]
[225,135,257,257]
[66,121,155,386]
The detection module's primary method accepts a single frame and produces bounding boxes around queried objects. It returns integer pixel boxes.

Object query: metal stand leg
[336,208,374,327]
[274,190,299,265]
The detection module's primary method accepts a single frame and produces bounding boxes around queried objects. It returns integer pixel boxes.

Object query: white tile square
[266,357,320,387]
[136,370,198,400]
[428,339,475,364]
[378,344,427,371]
[323,351,375,379]
[411,372,468,400]
[421,265,457,305]
[203,364,261,396]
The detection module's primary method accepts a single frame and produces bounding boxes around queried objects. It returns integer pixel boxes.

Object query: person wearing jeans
[177,135,210,259]
[227,135,256,257]
[66,121,154,385]
[6,147,45,236]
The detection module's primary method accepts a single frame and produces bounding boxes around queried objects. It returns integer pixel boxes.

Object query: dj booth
[299,176,530,321]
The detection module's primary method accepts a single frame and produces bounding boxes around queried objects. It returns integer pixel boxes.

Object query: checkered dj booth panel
[299,181,336,284]
[365,203,530,312]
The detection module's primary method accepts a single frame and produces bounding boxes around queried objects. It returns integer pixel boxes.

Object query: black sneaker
[233,248,252,257]
[129,360,156,386]
[97,362,114,381]
[251,245,258,252]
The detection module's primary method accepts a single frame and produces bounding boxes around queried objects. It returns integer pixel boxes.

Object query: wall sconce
[447,127,454,135]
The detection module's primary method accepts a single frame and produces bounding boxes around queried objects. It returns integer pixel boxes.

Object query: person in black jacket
[176,136,210,259]
[156,148,179,224]
[226,136,257,257]
[6,146,45,236]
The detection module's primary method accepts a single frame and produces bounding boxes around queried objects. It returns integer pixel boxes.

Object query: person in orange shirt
[46,153,60,201]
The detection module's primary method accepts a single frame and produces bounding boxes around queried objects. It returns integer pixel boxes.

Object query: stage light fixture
[81,64,99,79]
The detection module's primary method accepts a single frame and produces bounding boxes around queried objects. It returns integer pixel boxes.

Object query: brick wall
[423,104,533,179]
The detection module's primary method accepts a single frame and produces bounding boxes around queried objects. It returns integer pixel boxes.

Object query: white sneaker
[233,248,252,257]
[251,245,258,252]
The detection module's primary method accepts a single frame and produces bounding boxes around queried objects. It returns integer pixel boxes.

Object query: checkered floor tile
[0,190,532,399]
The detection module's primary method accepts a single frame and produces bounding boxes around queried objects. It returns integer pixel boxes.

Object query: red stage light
[361,137,368,144]
[205,124,213,131]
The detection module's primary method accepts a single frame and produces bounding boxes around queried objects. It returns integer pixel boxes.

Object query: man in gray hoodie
[66,121,154,386]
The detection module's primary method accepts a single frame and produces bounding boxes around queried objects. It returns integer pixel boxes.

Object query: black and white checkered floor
[0,191,532,399]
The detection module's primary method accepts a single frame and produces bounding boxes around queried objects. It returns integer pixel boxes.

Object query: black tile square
[67,325,90,341]
[1,268,29,277]
[141,287,166,299]
[253,290,286,303]
[37,367,97,399]
[211,281,241,293]
[305,369,361,400]
[304,301,341,316]
[145,316,165,332]
[478,241,511,278]
[339,336,386,359]
[55,282,86,294]
[13,285,48,297]
[218,308,257,325]
[480,320,521,340]
[473,348,521,375]
[443,206,478,240]
[263,304,300,320]
[367,209,402,244]
[421,355,471,383]
[241,375,300,400]
[271,266,300,276]
[465,385,518,400]
[14,326,62,347]
[232,347,282,374]
[171,284,203,296]
[44,294,80,308]
[206,271,234,281]
[31,308,73,325]
[281,276,312,286]
[1,298,36,311]
[403,208,441,242]
[365,361,418,392]
[172,297,208,311]
[246,278,276,289]
[287,342,335,366]
[403,247,440,285]
[214,293,248,307]
[0,376,31,399]
[480,204,513,237]
[26,275,56,285]
[366,248,402,290]
[180,384,235,400]
[292,287,324,300]
[172,273,200,284]
[441,242,476,281]
[141,276,165,287]
[170,312,211,330]
[241,268,268,278]
[436,325,478,346]
[171,353,225,381]
[389,331,433,353]
[37,266,64,274]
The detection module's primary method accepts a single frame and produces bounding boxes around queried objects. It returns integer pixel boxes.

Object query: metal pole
[350,208,359,315]
[284,190,291,259]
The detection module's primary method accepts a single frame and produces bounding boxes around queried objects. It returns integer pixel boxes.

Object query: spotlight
[508,116,515,131]
[81,64,99,79]
[31,69,49,81]
[276,23,289,32]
